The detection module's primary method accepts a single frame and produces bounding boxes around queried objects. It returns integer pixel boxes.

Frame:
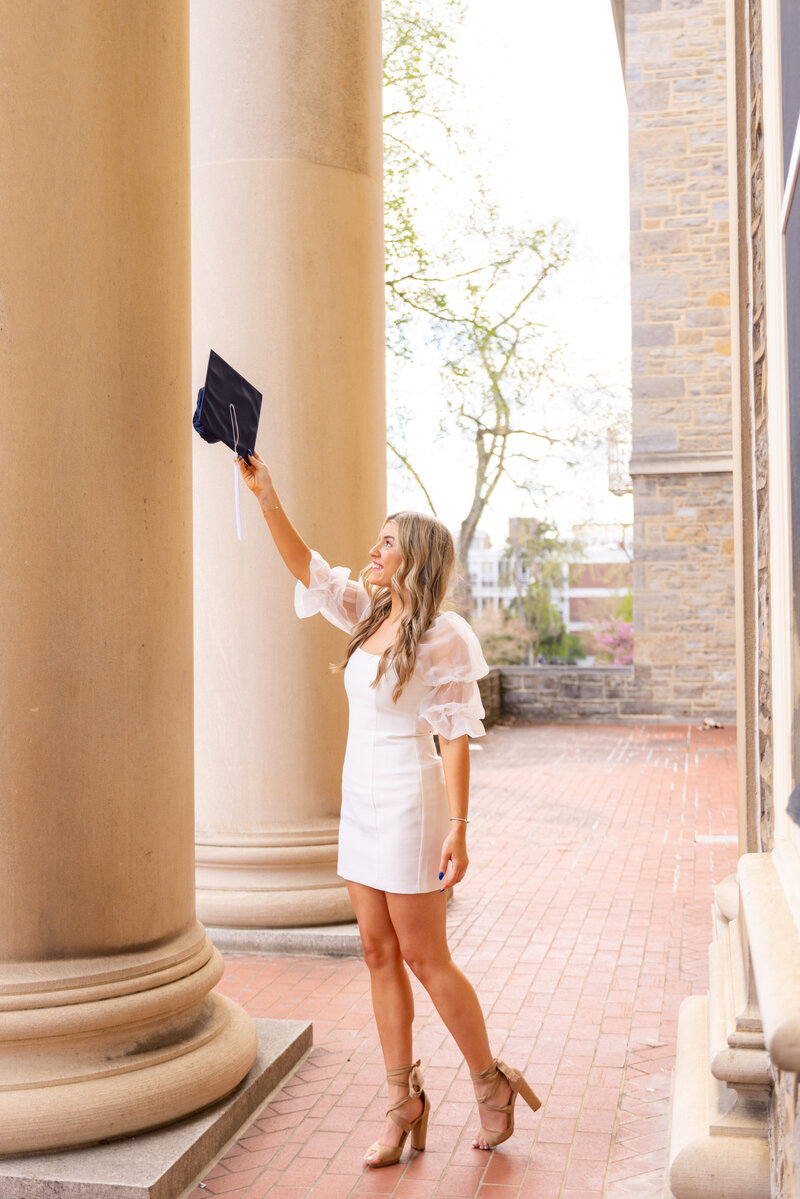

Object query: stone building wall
[773,1068,800,1199]
[624,0,737,720]
[661,0,800,1190]
[632,472,737,721]
[741,0,774,851]
[733,0,793,1188]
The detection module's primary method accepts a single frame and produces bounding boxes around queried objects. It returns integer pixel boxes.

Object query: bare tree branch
[502,469,536,494]
[384,108,453,130]
[387,440,439,516]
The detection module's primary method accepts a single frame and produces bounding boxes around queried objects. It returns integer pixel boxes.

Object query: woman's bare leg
[386,889,512,1149]
[347,882,424,1162]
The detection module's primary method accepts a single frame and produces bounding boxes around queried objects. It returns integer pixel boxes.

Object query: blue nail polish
[438,871,444,880]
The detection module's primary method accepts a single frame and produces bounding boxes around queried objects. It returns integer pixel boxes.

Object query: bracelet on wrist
[450,816,469,824]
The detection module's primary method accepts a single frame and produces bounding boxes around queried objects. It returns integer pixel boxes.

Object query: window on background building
[781,0,800,810]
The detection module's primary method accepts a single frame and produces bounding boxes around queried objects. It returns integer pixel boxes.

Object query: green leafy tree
[615,589,633,623]
[503,519,584,664]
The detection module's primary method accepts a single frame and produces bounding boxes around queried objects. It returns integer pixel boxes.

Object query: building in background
[467,520,632,658]
[565,524,633,650]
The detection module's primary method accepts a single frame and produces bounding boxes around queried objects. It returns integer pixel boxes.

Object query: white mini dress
[295,552,489,894]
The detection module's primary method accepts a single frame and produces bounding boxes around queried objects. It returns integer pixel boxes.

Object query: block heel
[470,1058,541,1149]
[410,1088,430,1150]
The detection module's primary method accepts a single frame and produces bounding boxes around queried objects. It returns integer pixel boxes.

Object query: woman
[239,452,540,1166]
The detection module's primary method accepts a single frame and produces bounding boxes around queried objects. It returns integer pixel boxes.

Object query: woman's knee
[361,934,404,974]
[400,943,451,985]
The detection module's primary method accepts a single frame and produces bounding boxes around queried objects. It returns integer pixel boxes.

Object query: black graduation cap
[192,349,262,462]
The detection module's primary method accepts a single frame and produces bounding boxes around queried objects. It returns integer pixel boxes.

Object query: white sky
[386,0,633,546]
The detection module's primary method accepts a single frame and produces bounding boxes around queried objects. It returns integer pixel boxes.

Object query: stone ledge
[500,666,635,675]
[208,922,363,958]
[630,449,734,476]
[0,1018,312,1199]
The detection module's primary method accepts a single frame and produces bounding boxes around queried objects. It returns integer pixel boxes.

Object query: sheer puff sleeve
[294,551,370,634]
[416,612,490,740]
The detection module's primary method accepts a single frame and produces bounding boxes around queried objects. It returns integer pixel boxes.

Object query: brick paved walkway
[191,723,737,1199]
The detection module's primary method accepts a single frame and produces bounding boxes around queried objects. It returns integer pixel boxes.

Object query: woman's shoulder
[416,611,489,682]
[422,610,473,643]
[426,608,482,635]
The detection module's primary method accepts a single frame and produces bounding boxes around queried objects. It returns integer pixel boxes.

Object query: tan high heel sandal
[470,1058,541,1149]
[364,1059,430,1168]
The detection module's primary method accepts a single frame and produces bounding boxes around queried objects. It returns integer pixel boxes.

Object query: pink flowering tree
[593,616,634,666]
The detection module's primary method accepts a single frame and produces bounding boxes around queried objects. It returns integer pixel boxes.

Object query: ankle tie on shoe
[470,1058,504,1103]
[470,1058,499,1083]
[386,1059,423,1098]
[364,1060,430,1167]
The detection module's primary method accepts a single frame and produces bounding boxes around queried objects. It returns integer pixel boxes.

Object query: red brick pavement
[190,723,737,1199]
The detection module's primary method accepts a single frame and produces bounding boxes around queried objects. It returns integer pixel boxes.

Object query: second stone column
[191,0,385,927]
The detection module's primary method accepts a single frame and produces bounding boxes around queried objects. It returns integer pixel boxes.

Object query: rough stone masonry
[623,0,736,722]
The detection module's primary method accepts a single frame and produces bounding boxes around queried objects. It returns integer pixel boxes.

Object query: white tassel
[234,459,243,541]
[230,403,244,541]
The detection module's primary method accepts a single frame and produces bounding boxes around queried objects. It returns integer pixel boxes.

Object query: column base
[0,1017,311,1196]
[197,884,355,928]
[0,935,258,1156]
[196,834,355,927]
[0,992,256,1157]
[207,920,363,957]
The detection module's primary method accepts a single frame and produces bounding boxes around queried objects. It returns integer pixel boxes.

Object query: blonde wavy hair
[339,511,456,701]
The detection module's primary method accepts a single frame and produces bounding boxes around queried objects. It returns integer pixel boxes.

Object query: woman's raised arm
[238,451,311,587]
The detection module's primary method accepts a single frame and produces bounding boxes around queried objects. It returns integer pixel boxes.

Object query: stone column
[0,1,256,1155]
[191,0,385,927]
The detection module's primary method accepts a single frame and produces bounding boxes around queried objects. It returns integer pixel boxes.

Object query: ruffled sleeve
[416,612,490,740]
[294,551,371,634]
